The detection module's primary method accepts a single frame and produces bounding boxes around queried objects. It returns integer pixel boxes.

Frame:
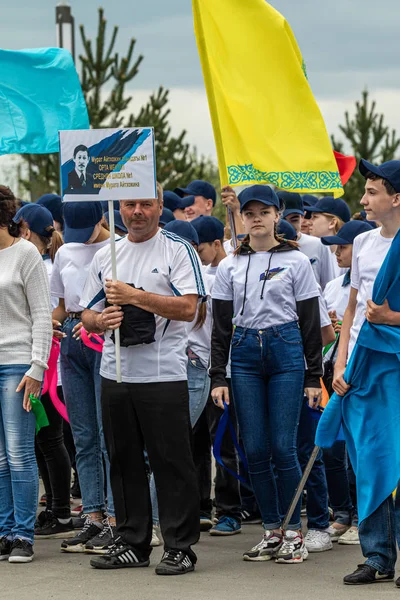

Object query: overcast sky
[2,0,400,159]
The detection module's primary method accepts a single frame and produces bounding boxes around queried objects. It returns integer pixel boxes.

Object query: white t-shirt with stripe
[80,228,206,384]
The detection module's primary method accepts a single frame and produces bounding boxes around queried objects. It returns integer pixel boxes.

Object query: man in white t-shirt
[81,183,206,576]
[332,160,400,586]
[278,191,336,289]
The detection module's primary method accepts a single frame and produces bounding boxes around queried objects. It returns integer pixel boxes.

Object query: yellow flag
[193,0,343,197]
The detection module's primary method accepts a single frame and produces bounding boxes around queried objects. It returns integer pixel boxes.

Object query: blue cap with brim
[191,216,225,244]
[321,220,373,246]
[63,202,103,243]
[164,220,199,245]
[36,193,64,228]
[163,191,195,212]
[174,180,217,206]
[359,159,400,193]
[238,185,280,212]
[304,197,351,223]
[302,194,319,208]
[104,210,128,234]
[13,204,54,238]
[277,191,304,216]
[277,220,297,241]
[159,207,175,226]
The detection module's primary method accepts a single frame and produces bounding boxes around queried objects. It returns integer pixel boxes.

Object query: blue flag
[0,47,89,155]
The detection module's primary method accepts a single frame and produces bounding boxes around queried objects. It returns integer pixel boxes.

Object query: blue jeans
[0,365,38,544]
[297,400,330,530]
[61,318,114,516]
[187,357,210,428]
[151,358,210,524]
[359,483,400,573]
[230,323,304,531]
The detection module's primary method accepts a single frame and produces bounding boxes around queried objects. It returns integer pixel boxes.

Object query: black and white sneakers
[243,530,283,561]
[155,549,195,575]
[90,538,150,569]
[344,564,395,585]
[61,518,103,553]
[84,519,117,554]
[8,539,34,563]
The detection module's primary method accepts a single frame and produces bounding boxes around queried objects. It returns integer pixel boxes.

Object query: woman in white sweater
[0,187,52,563]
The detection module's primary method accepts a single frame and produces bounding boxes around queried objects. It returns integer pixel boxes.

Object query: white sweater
[0,238,52,381]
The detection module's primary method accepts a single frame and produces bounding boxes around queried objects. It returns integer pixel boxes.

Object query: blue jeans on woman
[230,322,305,531]
[61,317,114,516]
[0,365,38,544]
[323,441,353,526]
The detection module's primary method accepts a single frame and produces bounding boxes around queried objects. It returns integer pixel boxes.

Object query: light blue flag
[0,47,89,155]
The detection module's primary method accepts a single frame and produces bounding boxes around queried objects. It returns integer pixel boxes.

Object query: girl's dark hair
[233,218,298,255]
[0,186,18,235]
[193,301,207,330]
[39,230,64,262]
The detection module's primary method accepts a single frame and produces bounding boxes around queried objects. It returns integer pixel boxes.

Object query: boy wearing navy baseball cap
[327,160,400,585]
[174,180,217,221]
[191,216,225,270]
[163,191,195,221]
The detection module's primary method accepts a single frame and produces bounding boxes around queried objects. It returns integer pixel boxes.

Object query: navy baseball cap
[174,180,217,206]
[303,194,319,207]
[164,220,199,246]
[36,193,63,228]
[321,220,373,246]
[104,210,128,234]
[159,207,175,226]
[238,185,280,212]
[13,204,54,238]
[191,216,224,244]
[277,220,297,241]
[277,191,304,216]
[63,202,103,243]
[163,191,195,212]
[359,159,400,193]
[305,197,351,223]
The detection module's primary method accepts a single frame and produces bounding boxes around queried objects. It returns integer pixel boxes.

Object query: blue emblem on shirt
[259,267,287,281]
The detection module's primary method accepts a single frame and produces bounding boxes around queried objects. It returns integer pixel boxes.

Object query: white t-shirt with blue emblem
[80,228,206,384]
[212,248,319,330]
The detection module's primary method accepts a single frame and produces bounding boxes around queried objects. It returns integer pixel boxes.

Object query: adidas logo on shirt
[151,268,159,273]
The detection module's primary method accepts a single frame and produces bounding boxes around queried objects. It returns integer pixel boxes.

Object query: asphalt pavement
[1,526,400,600]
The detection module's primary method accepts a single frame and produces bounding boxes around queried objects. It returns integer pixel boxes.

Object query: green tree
[331,90,400,212]
[19,8,216,199]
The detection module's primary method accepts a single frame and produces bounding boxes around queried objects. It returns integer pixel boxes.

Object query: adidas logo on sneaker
[151,268,159,273]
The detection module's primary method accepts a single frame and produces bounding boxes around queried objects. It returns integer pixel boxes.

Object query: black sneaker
[35,513,75,539]
[60,518,103,553]
[240,510,262,525]
[8,539,34,563]
[396,576,400,588]
[70,472,81,499]
[35,509,52,530]
[72,513,86,529]
[0,536,12,561]
[155,549,195,576]
[90,537,150,569]
[85,519,116,554]
[344,564,394,585]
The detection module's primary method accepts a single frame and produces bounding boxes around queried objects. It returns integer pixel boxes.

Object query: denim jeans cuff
[83,504,106,514]
[333,510,351,526]
[365,558,395,574]
[16,535,34,545]
[286,522,302,531]
[263,521,282,531]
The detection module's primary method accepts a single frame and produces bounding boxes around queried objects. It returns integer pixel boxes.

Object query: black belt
[68,312,82,319]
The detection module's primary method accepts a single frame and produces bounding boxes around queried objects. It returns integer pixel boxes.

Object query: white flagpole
[107,200,122,383]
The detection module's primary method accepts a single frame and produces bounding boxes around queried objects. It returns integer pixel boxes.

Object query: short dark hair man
[66,144,93,193]
[81,182,205,575]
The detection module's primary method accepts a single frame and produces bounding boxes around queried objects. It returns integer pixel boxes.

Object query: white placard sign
[59,127,156,202]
